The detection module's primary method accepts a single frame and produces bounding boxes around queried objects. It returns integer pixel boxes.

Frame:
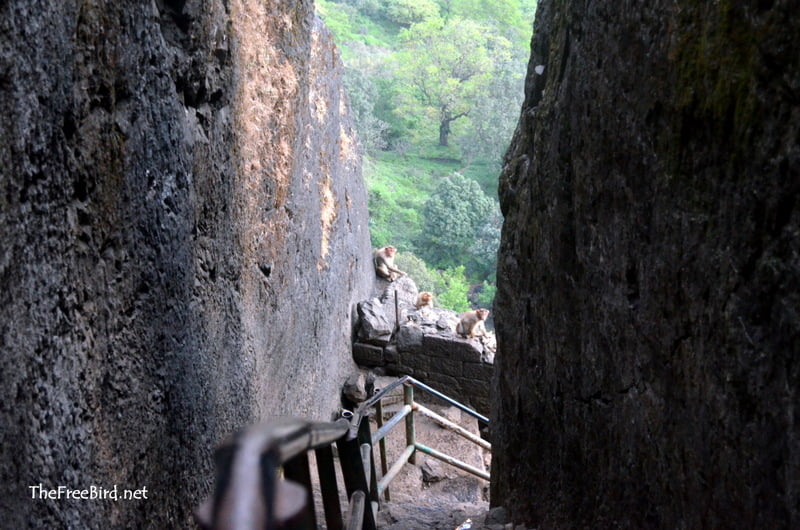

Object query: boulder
[343,373,368,403]
[357,298,393,345]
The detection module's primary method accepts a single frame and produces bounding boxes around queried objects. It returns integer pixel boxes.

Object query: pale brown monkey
[415,291,434,309]
[456,308,490,338]
[373,246,406,281]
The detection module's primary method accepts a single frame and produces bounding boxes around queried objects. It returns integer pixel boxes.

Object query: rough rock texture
[354,278,496,414]
[492,1,799,528]
[0,1,371,528]
[357,298,394,345]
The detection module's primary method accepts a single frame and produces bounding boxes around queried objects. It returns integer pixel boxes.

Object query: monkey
[373,246,406,281]
[456,308,490,338]
[414,291,434,310]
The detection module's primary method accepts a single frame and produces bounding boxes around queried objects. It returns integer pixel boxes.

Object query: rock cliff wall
[492,1,799,528]
[0,1,371,527]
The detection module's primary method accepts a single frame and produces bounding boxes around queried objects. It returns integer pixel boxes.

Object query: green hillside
[316,0,536,310]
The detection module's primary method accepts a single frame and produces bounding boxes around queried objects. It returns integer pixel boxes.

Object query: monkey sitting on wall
[414,291,434,310]
[455,308,490,338]
[373,246,406,281]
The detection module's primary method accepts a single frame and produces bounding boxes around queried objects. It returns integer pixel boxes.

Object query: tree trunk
[439,119,450,146]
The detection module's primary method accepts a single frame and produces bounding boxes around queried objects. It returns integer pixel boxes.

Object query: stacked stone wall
[353,279,495,415]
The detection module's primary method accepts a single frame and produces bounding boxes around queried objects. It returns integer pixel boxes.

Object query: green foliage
[336,0,384,17]
[455,48,524,167]
[368,188,422,249]
[467,207,501,280]
[344,68,389,151]
[315,0,537,298]
[433,266,471,312]
[394,17,509,147]
[417,173,495,271]
[364,152,439,249]
[394,251,437,292]
[385,0,440,26]
[315,1,360,43]
[475,280,497,308]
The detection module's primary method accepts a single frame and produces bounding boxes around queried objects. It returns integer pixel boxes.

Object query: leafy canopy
[394,17,510,146]
[315,0,538,310]
[385,0,440,26]
[418,172,496,269]
[434,265,471,312]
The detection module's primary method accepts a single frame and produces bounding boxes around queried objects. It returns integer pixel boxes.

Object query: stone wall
[491,1,799,528]
[353,278,495,415]
[0,1,371,528]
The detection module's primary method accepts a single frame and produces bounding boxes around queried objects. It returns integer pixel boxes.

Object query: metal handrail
[348,375,488,439]
[195,417,370,530]
[362,376,492,500]
[196,376,490,529]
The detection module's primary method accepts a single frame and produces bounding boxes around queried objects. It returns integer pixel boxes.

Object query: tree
[417,173,495,269]
[343,67,389,152]
[454,33,525,165]
[394,18,510,146]
[467,206,501,280]
[385,0,440,26]
[435,0,522,28]
[434,266,471,312]
[475,280,497,308]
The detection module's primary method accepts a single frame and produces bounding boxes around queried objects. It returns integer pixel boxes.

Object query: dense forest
[316,0,536,311]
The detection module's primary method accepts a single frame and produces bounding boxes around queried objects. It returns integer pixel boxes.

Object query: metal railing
[353,375,490,503]
[195,375,490,529]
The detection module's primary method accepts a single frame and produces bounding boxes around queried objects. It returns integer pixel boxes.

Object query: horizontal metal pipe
[377,444,415,493]
[414,442,490,481]
[412,403,491,451]
[405,377,489,424]
[371,405,412,445]
[355,377,409,416]
[348,376,411,440]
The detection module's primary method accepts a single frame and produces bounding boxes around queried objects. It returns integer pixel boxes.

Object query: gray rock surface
[492,1,799,528]
[343,372,369,403]
[357,298,394,345]
[354,279,496,414]
[0,1,371,528]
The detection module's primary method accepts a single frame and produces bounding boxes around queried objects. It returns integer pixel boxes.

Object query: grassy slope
[317,0,504,278]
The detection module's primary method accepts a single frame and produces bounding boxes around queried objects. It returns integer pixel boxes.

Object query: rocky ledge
[352,277,496,415]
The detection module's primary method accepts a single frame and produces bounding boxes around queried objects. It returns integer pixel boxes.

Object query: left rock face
[0,1,371,528]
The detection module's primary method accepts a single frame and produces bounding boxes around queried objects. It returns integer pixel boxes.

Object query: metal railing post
[404,384,416,465]
[282,452,316,528]
[374,397,390,501]
[337,435,377,530]
[394,291,399,332]
[357,415,380,522]
[315,445,344,530]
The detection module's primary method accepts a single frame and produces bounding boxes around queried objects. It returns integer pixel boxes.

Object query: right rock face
[492,1,799,528]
